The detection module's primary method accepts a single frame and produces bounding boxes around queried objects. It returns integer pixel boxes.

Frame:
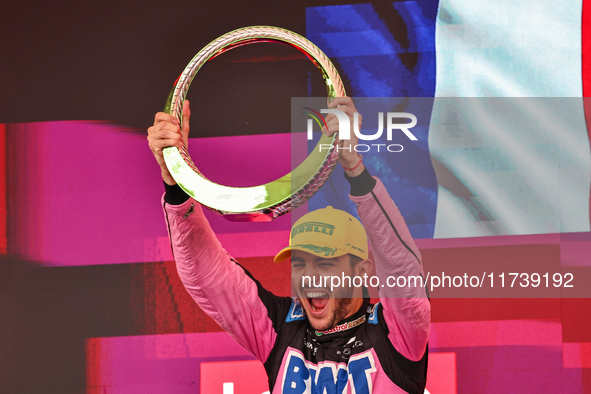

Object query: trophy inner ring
[162,26,346,221]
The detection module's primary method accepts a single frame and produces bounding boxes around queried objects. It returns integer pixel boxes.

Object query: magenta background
[6,121,294,266]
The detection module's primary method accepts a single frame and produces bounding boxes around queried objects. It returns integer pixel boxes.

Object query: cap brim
[273,246,292,263]
[273,243,349,263]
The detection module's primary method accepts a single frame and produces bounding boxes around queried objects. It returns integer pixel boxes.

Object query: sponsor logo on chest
[281,349,376,393]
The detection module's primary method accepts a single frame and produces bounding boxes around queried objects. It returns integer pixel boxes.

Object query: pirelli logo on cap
[291,222,335,238]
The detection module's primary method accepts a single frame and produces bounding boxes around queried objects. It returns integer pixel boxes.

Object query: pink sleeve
[350,178,431,361]
[162,195,277,362]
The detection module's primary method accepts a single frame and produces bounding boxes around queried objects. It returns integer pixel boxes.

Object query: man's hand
[322,97,365,177]
[147,100,191,185]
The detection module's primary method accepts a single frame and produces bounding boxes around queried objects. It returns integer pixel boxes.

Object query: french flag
[306,0,591,239]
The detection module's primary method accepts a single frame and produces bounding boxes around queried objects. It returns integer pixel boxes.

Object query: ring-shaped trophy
[163,26,345,221]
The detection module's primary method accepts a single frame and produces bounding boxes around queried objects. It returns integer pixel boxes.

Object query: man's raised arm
[322,97,430,362]
[148,101,288,362]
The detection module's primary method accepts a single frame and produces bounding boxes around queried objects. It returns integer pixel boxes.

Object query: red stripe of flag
[583,0,591,224]
[0,124,6,255]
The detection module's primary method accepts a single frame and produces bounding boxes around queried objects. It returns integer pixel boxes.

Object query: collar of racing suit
[308,298,372,343]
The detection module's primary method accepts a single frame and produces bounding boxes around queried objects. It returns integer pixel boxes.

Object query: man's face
[290,250,363,331]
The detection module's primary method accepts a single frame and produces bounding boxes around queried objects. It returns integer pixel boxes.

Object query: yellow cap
[274,206,368,263]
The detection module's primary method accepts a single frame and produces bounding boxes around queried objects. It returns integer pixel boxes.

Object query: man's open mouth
[305,290,330,312]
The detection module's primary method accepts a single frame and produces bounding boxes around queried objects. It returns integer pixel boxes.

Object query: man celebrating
[148,97,430,393]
